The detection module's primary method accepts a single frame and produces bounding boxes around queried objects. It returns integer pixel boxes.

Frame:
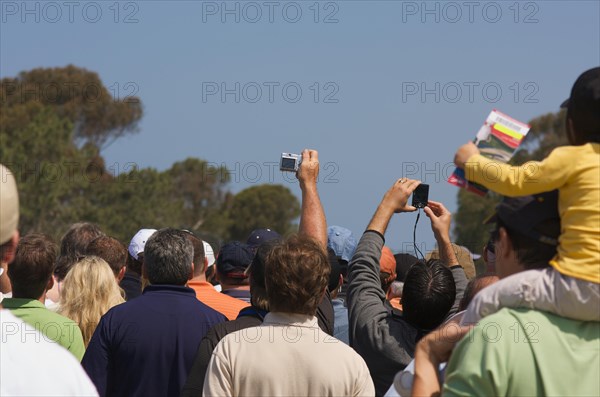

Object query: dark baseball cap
[485,190,561,246]
[216,241,254,278]
[246,228,281,249]
[560,66,600,109]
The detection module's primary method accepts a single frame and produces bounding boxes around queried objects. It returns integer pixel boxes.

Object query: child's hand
[454,142,480,169]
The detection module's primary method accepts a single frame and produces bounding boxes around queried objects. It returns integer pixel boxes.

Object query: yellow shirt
[465,143,600,284]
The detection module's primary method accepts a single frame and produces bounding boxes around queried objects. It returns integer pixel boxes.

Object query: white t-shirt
[0,310,99,396]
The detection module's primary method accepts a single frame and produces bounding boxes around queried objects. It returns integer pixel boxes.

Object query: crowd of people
[0,67,598,397]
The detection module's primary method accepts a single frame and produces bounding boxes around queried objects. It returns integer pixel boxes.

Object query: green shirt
[2,298,85,361]
[444,308,600,396]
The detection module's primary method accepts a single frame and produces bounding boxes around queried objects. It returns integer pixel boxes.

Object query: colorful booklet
[448,109,531,196]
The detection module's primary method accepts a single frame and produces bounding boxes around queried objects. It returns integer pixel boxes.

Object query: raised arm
[366,178,420,235]
[424,200,467,316]
[454,142,571,196]
[296,149,334,334]
[347,178,419,358]
[412,322,472,397]
[423,201,457,266]
[297,149,327,248]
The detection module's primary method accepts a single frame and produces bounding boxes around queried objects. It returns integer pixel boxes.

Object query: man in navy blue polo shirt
[82,228,226,397]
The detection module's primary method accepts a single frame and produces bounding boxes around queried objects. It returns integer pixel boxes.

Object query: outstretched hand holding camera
[296,149,327,248]
[297,149,319,190]
[382,178,421,214]
[424,200,458,266]
[423,201,452,243]
[367,178,420,235]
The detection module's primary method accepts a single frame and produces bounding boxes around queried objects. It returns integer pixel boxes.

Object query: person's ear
[482,244,489,264]
[188,263,195,281]
[46,275,54,291]
[1,231,19,265]
[117,266,126,282]
[497,227,512,261]
[203,257,209,274]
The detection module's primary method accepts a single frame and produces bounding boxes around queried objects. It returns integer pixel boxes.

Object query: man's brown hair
[264,235,330,315]
[85,236,128,277]
[55,222,104,280]
[8,233,57,299]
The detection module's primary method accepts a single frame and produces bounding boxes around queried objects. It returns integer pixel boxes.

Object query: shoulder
[0,311,98,396]
[100,298,130,319]
[206,316,259,344]
[46,309,79,325]
[194,300,228,321]
[545,145,583,161]
[210,327,249,360]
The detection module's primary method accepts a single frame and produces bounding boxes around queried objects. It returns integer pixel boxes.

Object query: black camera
[412,184,429,209]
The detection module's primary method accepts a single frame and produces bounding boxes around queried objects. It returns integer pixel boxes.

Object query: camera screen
[281,157,297,170]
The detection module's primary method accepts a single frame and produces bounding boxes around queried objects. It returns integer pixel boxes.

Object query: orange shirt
[188,280,249,320]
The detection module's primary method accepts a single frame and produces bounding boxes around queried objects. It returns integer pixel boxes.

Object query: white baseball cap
[128,229,157,260]
[203,241,215,267]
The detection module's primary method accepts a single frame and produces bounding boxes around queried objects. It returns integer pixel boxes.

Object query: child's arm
[455,143,572,197]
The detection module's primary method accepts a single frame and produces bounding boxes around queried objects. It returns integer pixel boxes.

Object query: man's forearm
[299,184,327,248]
[435,234,458,266]
[366,203,395,236]
[412,348,442,397]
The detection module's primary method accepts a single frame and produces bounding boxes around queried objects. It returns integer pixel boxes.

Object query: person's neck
[190,274,207,283]
[221,284,250,291]
[11,292,46,303]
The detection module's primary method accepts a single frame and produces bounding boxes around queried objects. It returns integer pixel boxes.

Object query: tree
[1,65,304,247]
[453,110,568,254]
[89,167,185,243]
[1,65,142,149]
[0,106,96,240]
[1,65,142,240]
[166,158,231,234]
[225,184,301,241]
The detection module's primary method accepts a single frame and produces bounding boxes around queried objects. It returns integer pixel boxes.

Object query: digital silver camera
[280,153,302,172]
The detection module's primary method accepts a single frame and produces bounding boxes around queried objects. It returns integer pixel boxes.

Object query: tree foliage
[167,158,232,234]
[225,184,301,241]
[1,65,142,149]
[453,110,568,254]
[1,65,301,245]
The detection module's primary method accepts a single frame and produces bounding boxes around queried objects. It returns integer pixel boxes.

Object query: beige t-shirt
[203,312,375,396]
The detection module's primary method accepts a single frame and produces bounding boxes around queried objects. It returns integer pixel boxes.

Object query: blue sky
[2,0,599,253]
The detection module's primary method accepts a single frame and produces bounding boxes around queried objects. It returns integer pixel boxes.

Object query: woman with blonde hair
[59,256,125,346]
